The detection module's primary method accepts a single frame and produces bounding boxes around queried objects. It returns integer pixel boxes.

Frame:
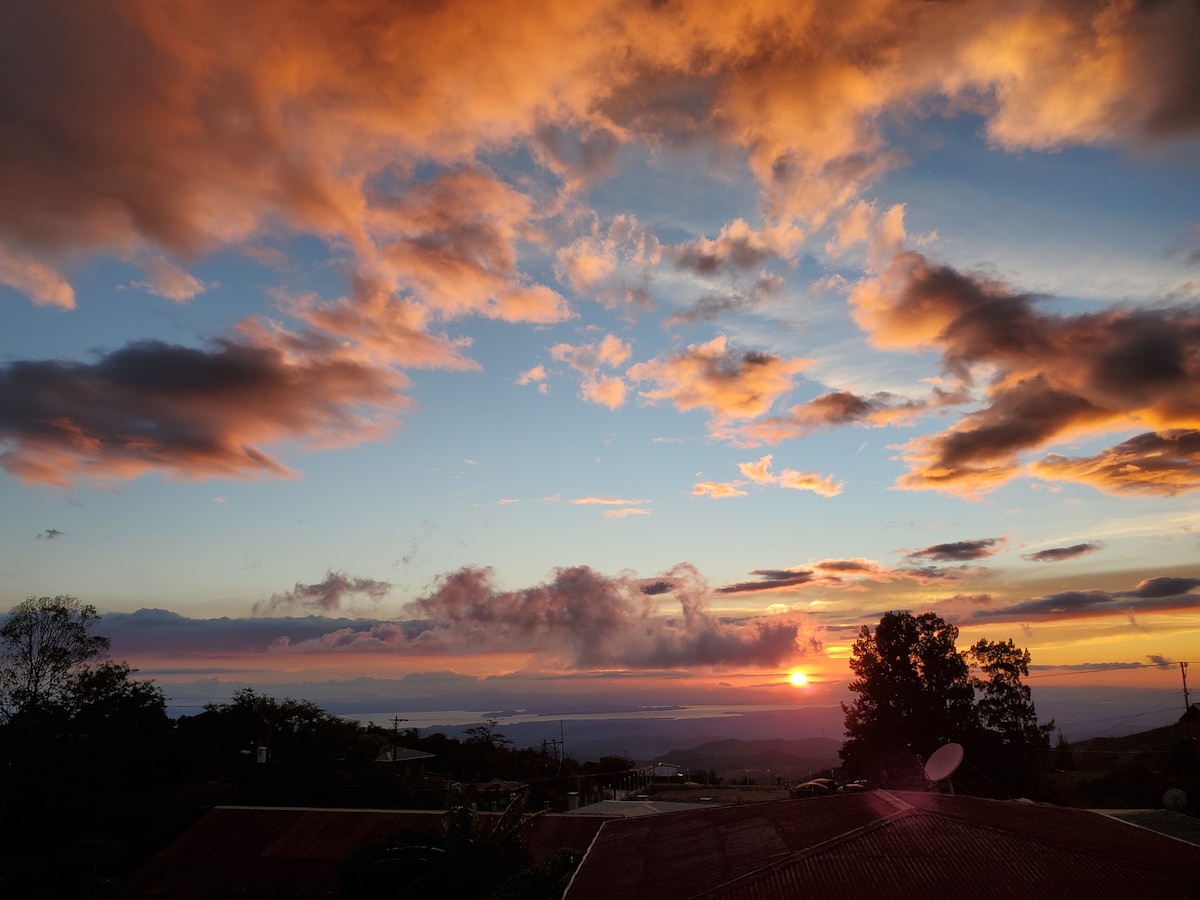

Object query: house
[564,789,1200,899]
[374,745,435,775]
[651,762,682,779]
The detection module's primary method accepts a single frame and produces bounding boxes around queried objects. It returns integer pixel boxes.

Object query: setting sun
[789,671,809,687]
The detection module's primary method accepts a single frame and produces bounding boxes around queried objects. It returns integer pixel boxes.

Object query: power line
[1027,662,1190,680]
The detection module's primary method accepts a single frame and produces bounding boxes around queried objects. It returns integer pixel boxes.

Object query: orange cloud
[693,481,748,499]
[4,0,1196,307]
[132,256,214,302]
[0,244,75,309]
[280,280,479,370]
[628,336,810,426]
[555,214,661,311]
[1031,430,1200,496]
[671,219,802,277]
[737,454,843,497]
[516,364,549,395]
[3,0,1199,493]
[571,496,649,506]
[376,168,572,324]
[551,334,632,408]
[850,252,1200,496]
[603,507,651,519]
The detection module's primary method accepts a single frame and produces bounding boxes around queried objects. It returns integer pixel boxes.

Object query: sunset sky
[2,0,1197,730]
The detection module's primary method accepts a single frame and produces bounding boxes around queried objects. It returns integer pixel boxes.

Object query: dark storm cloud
[715,555,976,595]
[1022,543,1103,563]
[906,538,1002,562]
[715,569,818,594]
[0,337,406,487]
[1125,576,1200,599]
[969,577,1200,623]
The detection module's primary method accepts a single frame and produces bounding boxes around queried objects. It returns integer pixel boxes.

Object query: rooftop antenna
[924,742,964,794]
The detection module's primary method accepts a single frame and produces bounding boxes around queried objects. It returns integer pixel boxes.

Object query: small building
[374,746,435,776]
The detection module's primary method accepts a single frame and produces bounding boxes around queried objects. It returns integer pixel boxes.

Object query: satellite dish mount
[924,742,964,794]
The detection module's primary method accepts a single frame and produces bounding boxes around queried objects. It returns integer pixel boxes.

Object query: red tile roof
[565,790,1200,900]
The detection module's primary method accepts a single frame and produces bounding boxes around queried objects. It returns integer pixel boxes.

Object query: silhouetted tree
[962,638,1053,794]
[840,611,974,782]
[0,598,171,897]
[965,638,1053,747]
[176,687,381,783]
[0,594,109,723]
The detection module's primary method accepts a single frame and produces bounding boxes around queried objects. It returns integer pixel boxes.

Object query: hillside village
[2,600,1197,896]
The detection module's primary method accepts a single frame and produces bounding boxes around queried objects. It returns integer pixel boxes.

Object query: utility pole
[391,715,407,762]
[1182,662,1191,712]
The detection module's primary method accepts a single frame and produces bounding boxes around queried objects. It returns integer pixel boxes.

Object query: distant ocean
[343,703,806,730]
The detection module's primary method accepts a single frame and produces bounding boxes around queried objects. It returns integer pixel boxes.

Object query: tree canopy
[840,611,1051,790]
[0,594,110,723]
[966,637,1052,747]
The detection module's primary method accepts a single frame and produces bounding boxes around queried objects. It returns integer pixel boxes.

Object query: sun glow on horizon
[789,670,809,687]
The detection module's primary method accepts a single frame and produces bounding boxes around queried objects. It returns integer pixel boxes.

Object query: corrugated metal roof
[124,805,609,898]
[566,790,1200,900]
[565,791,901,900]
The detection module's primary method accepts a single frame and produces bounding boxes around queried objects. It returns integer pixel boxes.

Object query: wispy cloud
[604,507,651,519]
[692,481,748,499]
[738,454,843,497]
[571,496,649,506]
[253,569,392,616]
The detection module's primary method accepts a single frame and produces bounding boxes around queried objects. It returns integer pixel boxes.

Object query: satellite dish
[924,742,964,783]
[1163,788,1187,811]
